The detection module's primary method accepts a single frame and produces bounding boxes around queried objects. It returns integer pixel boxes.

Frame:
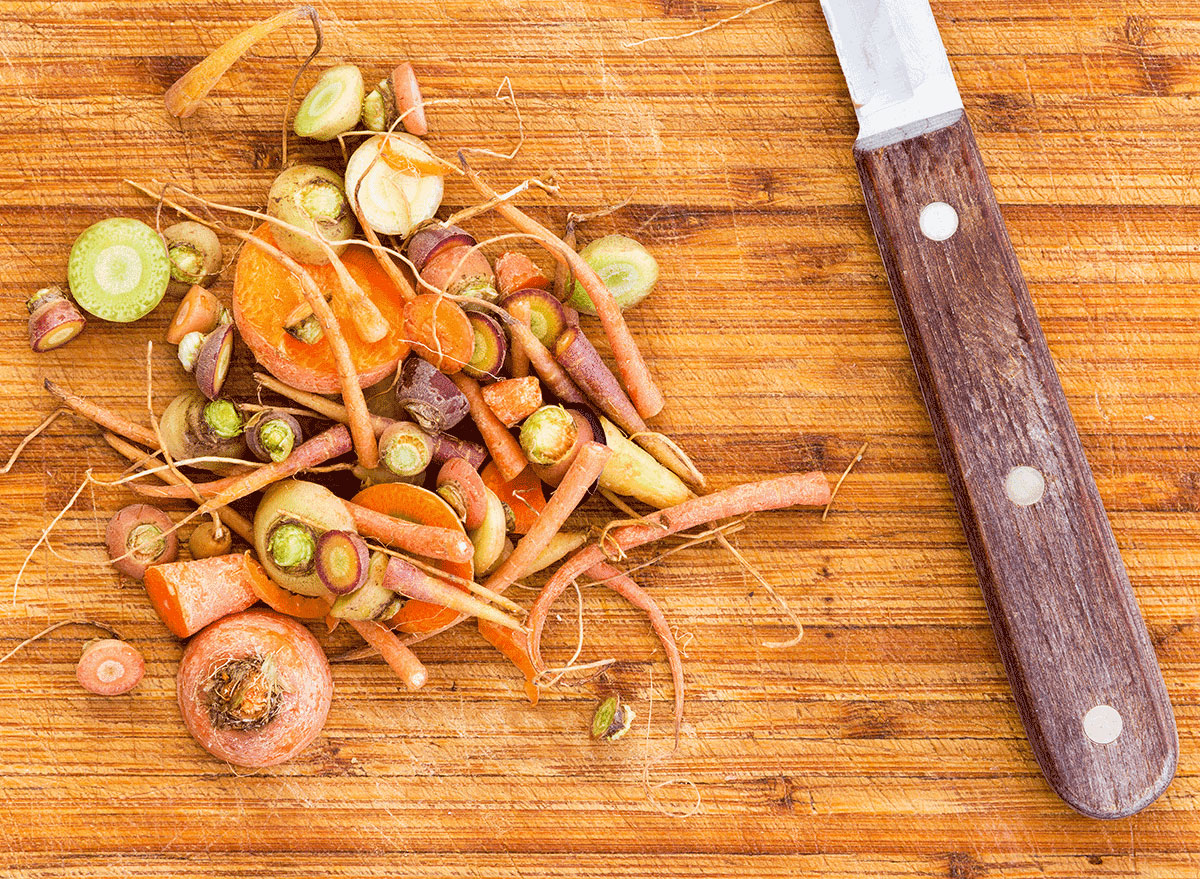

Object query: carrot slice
[244,553,333,620]
[233,225,409,394]
[350,483,474,636]
[76,639,144,696]
[478,619,539,705]
[495,251,550,296]
[143,553,261,638]
[481,376,543,428]
[482,461,546,535]
[403,294,474,373]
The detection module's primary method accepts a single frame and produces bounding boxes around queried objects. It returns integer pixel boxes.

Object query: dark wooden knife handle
[855,111,1177,819]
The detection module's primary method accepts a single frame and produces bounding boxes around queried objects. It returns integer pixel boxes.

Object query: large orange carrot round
[143,553,262,638]
[350,483,474,636]
[177,609,332,768]
[233,225,409,394]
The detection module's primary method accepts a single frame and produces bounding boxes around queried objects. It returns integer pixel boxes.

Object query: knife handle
[854,111,1177,819]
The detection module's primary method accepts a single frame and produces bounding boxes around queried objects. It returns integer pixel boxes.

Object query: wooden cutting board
[2,1,1199,875]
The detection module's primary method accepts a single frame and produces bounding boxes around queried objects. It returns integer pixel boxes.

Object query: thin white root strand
[0,619,122,666]
[622,0,786,49]
[823,441,869,522]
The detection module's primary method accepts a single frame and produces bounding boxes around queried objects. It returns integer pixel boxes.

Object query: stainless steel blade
[819,0,963,148]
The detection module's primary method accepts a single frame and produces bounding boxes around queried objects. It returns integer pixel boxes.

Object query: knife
[819,0,1177,818]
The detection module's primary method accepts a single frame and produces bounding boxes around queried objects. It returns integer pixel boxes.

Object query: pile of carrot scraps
[7,7,836,783]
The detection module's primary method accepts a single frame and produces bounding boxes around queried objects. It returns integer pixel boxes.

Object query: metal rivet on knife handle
[918,201,959,241]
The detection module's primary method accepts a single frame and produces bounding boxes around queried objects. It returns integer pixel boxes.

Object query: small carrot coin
[233,225,409,393]
[76,639,144,696]
[403,294,473,373]
[177,609,332,768]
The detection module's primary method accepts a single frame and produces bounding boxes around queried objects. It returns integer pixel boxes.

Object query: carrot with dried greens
[348,619,427,690]
[177,609,332,768]
[44,379,158,448]
[102,432,255,543]
[164,7,322,117]
[462,162,664,419]
[143,553,262,638]
[481,376,542,428]
[450,373,527,482]
[483,441,612,594]
[344,499,474,564]
[527,470,831,664]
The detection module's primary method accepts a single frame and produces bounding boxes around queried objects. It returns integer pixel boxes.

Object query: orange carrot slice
[349,482,474,636]
[403,294,473,373]
[76,639,144,696]
[143,553,261,637]
[495,251,550,296]
[482,461,546,535]
[481,376,543,427]
[245,553,333,620]
[233,225,409,394]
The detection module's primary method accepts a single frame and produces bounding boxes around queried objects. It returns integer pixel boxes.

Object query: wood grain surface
[2,0,1200,875]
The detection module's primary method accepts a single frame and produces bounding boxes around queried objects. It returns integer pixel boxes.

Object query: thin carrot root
[451,373,528,482]
[102,432,255,544]
[460,160,664,419]
[194,424,352,518]
[0,409,66,475]
[254,372,393,436]
[590,560,685,746]
[0,619,121,667]
[527,470,831,669]
[483,442,612,595]
[349,619,427,690]
[344,500,474,564]
[822,441,869,522]
[164,5,322,117]
[44,380,158,448]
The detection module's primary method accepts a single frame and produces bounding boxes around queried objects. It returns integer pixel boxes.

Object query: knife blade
[820,0,1177,818]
